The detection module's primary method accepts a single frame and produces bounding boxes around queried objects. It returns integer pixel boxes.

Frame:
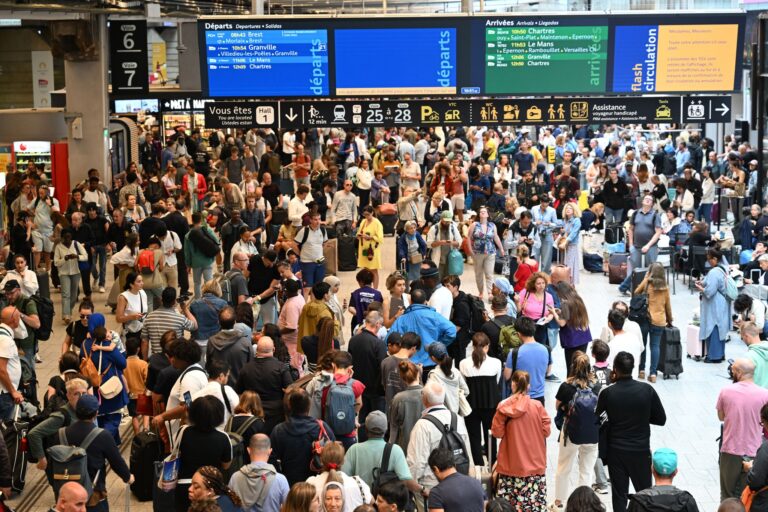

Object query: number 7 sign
[110,20,148,94]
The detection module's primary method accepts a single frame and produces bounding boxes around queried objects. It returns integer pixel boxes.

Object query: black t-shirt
[107,220,136,252]
[72,224,94,249]
[147,353,172,393]
[138,217,166,248]
[300,335,341,366]
[155,366,181,404]
[66,321,89,350]
[85,216,109,245]
[10,223,32,258]
[248,257,280,301]
[514,152,534,172]
[178,426,232,479]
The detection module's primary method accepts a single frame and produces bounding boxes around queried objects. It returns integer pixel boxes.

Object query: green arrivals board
[485,25,609,94]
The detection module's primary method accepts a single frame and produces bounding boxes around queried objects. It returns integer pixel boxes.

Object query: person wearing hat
[425,210,461,281]
[59,394,134,506]
[341,410,421,496]
[530,194,558,274]
[3,277,41,373]
[626,448,699,511]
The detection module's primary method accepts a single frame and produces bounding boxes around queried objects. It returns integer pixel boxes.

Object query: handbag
[741,484,768,511]
[458,389,472,417]
[97,351,123,400]
[409,252,423,265]
[158,425,187,491]
[556,236,568,251]
[76,242,90,271]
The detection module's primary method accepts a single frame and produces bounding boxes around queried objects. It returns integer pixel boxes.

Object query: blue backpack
[564,387,599,445]
[324,379,357,436]
[447,248,464,276]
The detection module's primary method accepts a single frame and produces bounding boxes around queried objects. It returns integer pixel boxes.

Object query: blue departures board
[205,29,329,97]
[334,28,457,96]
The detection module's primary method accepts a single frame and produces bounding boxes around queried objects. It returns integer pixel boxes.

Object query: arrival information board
[199,14,744,98]
[485,25,608,94]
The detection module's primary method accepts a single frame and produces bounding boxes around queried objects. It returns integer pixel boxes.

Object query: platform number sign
[110,20,148,94]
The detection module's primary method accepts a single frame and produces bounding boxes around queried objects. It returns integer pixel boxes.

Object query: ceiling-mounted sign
[110,20,148,94]
[682,95,732,123]
[204,101,279,129]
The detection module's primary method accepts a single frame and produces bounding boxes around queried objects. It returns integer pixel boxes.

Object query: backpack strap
[234,415,260,438]
[449,412,457,432]
[352,475,366,503]
[380,443,393,474]
[424,413,448,434]
[220,384,232,415]
[58,427,67,446]
[80,427,104,451]
[511,347,520,373]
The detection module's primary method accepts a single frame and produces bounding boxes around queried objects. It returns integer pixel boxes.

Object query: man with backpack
[406,380,472,512]
[3,280,40,384]
[49,394,133,506]
[479,294,514,362]
[321,351,364,449]
[295,212,328,295]
[618,195,662,296]
[260,143,282,183]
[228,433,290,512]
[184,212,220,299]
[207,307,252,387]
[348,311,388,441]
[28,377,87,472]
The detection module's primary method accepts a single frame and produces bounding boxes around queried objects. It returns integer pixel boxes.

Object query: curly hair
[196,466,242,508]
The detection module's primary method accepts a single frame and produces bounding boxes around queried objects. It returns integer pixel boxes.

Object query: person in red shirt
[320,351,365,450]
[513,244,539,293]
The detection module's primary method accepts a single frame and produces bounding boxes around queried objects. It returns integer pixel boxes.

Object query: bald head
[256,336,274,357]
[57,481,88,512]
[248,433,271,463]
[0,306,19,328]
[733,358,756,381]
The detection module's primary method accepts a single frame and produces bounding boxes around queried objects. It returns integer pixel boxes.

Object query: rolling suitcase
[630,254,649,296]
[0,408,28,495]
[658,326,684,379]
[686,324,706,360]
[380,214,397,236]
[605,222,625,245]
[338,235,357,271]
[608,252,629,284]
[323,239,338,276]
[130,429,164,501]
[36,270,50,300]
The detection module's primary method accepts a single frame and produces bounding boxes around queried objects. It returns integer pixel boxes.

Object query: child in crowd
[124,336,149,434]
[386,332,402,356]
[591,339,612,387]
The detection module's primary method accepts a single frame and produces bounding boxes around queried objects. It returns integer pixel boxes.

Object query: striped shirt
[141,307,195,355]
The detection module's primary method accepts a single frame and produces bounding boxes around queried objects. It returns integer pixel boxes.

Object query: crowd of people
[0,123,764,512]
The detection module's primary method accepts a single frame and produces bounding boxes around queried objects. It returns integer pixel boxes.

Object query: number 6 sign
[110,20,148,94]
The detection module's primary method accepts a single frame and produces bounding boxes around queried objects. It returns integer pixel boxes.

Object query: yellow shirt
[124,356,148,398]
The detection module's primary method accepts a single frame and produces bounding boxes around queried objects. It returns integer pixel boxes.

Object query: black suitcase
[338,235,357,271]
[605,222,625,245]
[271,208,287,227]
[0,411,28,495]
[658,326,684,379]
[381,213,397,236]
[131,430,164,501]
[36,270,50,300]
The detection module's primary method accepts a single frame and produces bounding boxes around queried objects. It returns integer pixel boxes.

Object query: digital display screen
[198,14,744,98]
[612,23,739,93]
[334,28,457,96]
[114,99,159,113]
[484,24,608,94]
[204,28,329,97]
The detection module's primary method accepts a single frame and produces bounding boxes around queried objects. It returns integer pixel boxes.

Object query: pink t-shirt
[279,294,306,347]
[519,289,554,321]
[716,381,768,456]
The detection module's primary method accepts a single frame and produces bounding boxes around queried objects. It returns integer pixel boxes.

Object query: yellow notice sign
[655,24,738,92]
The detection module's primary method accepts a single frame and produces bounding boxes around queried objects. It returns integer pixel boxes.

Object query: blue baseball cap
[427,342,448,360]
[76,394,100,417]
[652,448,678,476]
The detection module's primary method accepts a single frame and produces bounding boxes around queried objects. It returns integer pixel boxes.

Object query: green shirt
[13,296,37,351]
[28,404,76,460]
[341,438,412,487]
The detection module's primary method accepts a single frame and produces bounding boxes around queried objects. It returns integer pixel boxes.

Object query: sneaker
[545,374,561,383]
[35,355,42,364]
[638,371,646,380]
[648,374,657,383]
[98,286,105,293]
[592,485,609,495]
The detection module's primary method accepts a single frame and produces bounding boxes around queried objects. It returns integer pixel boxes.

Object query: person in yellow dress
[356,205,384,288]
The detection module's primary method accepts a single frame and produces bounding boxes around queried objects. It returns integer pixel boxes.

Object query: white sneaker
[98,286,105,293]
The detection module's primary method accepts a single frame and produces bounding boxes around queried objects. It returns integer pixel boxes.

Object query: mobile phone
[183,391,192,408]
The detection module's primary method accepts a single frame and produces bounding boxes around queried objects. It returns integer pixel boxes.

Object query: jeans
[192,264,214,299]
[648,324,664,375]
[605,208,624,225]
[619,245,659,292]
[300,261,325,287]
[90,245,107,287]
[97,411,122,445]
[0,393,14,421]
[608,449,652,512]
[539,235,554,274]
[697,203,713,222]
[60,273,80,319]
[177,251,189,296]
[638,319,650,371]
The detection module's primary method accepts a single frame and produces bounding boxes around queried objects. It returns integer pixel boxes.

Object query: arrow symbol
[285,107,297,122]
[715,103,729,117]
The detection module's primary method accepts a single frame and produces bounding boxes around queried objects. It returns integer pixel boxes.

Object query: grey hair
[249,433,271,452]
[405,220,418,231]
[365,310,382,327]
[422,380,445,406]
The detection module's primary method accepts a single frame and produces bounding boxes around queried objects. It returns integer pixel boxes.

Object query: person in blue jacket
[396,220,428,283]
[80,314,129,445]
[389,288,456,378]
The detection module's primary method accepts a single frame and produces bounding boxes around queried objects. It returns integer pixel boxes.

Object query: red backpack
[136,249,156,275]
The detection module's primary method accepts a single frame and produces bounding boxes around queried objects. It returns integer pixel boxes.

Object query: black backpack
[24,295,54,341]
[145,179,165,204]
[190,227,220,258]
[371,443,400,497]
[465,294,487,334]
[424,413,470,475]
[209,131,221,148]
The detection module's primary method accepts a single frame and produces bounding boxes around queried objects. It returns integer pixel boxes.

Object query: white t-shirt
[0,325,21,393]
[429,286,453,321]
[161,231,182,267]
[167,364,208,436]
[296,226,328,262]
[608,331,645,379]
[192,380,240,428]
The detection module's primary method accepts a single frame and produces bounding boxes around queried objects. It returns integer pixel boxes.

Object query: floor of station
[9,235,739,511]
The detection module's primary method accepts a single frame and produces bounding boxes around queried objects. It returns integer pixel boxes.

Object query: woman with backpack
[426,342,471,441]
[550,352,601,511]
[459,332,502,468]
[134,236,165,313]
[552,282,592,374]
[305,441,372,512]
[694,247,732,364]
[634,263,673,382]
[492,370,551,510]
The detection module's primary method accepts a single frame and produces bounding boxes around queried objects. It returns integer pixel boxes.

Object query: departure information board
[198,14,744,99]
[485,24,608,94]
